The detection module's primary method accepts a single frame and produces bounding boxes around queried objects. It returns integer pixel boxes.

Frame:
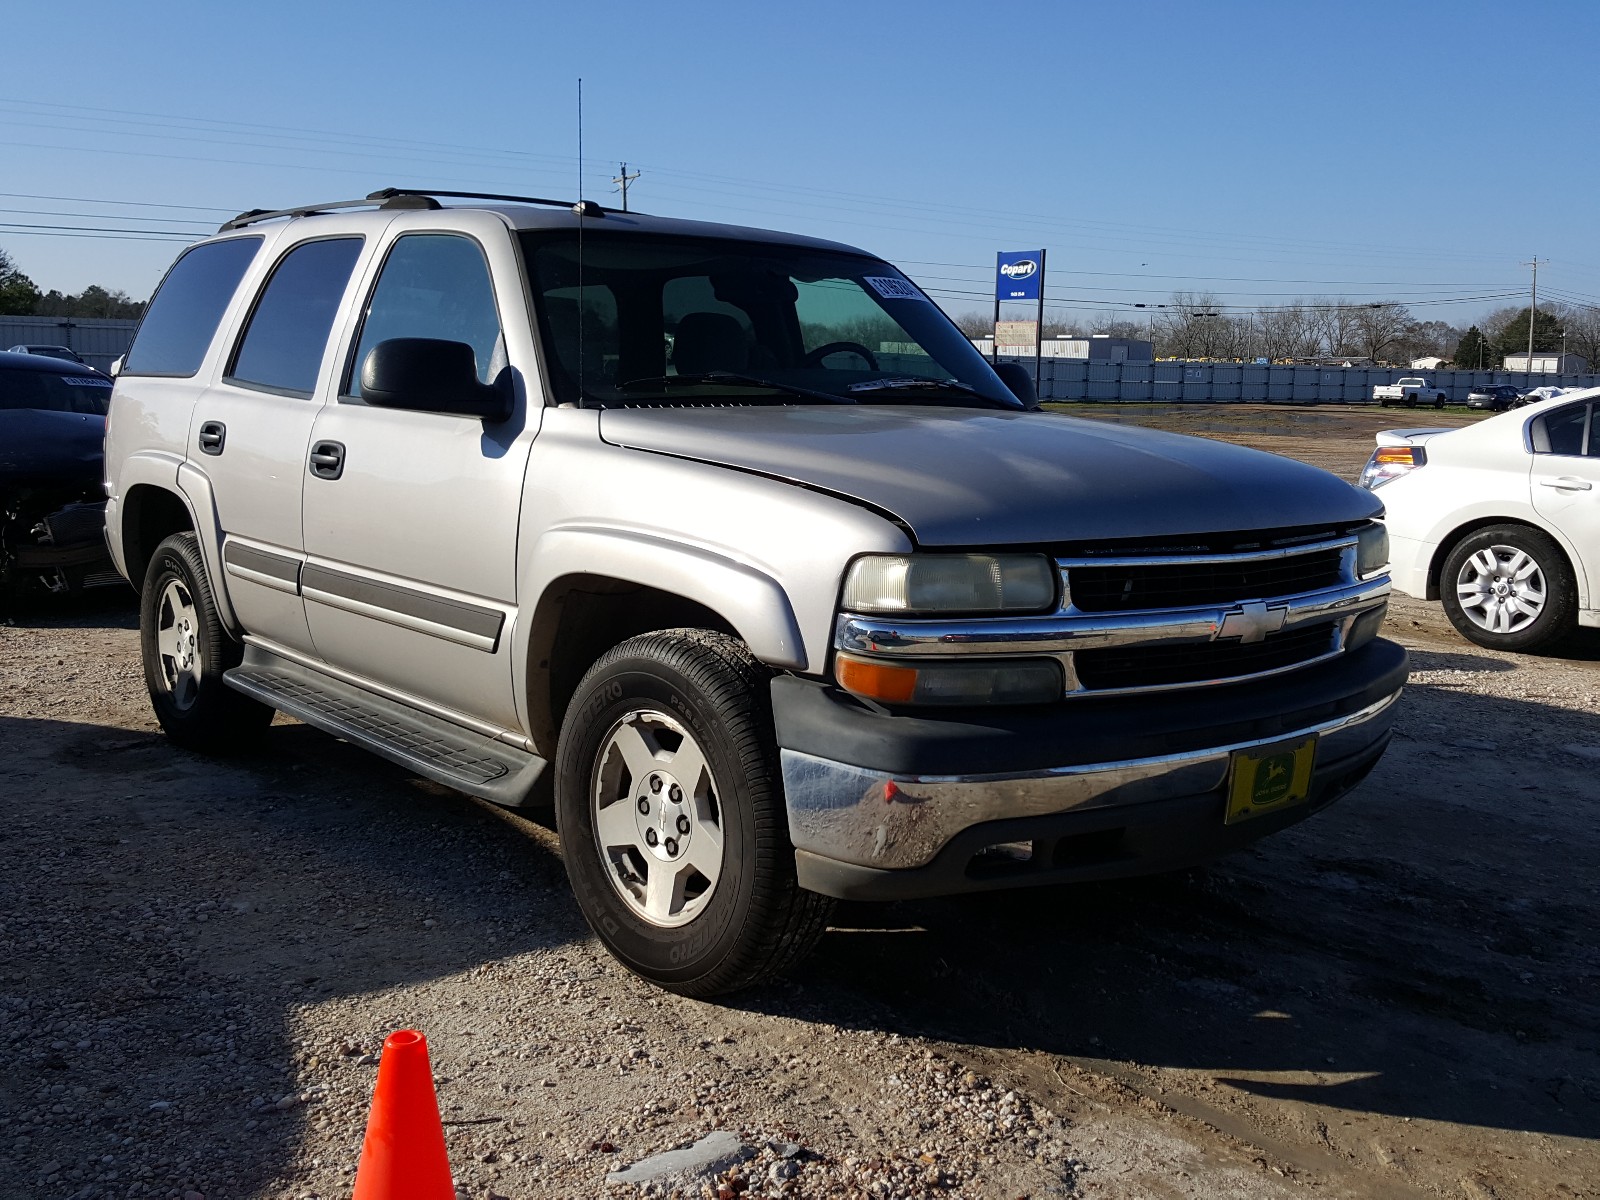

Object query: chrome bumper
[780,689,1402,872]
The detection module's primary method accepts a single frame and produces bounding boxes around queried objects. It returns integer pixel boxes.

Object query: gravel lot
[2,405,1596,1200]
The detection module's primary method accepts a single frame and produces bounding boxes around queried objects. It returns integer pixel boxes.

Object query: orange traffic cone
[351,1030,455,1200]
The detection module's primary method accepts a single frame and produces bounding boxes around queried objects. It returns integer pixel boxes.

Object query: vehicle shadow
[736,679,1600,1147]
[0,711,587,1198]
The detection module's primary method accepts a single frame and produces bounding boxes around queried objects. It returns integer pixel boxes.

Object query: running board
[224,647,547,807]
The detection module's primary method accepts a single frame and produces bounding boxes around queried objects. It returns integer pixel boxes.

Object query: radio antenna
[575,77,585,406]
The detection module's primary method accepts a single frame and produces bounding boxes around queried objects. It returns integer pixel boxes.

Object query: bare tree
[1350,304,1413,364]
[1255,304,1319,361]
[1309,299,1362,359]
[1554,302,1600,369]
[948,309,992,340]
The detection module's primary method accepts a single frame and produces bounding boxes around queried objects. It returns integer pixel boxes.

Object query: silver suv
[104,188,1405,994]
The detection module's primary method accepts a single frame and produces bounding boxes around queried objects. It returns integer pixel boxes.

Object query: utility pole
[1523,256,1545,386]
[612,162,641,212]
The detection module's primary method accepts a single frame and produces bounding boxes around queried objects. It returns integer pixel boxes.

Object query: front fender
[521,525,806,669]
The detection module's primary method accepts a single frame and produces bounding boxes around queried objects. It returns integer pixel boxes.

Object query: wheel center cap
[635,772,691,862]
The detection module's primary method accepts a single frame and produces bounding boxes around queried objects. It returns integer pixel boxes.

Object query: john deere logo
[1251,753,1296,807]
[1000,259,1038,280]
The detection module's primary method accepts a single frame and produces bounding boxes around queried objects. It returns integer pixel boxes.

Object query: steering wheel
[802,341,879,370]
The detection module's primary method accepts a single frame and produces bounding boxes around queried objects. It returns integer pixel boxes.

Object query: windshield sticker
[864,276,924,301]
[62,375,112,387]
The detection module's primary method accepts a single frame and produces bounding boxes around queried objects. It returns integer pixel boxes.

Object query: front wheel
[554,629,833,995]
[1439,525,1576,652]
[140,533,273,751]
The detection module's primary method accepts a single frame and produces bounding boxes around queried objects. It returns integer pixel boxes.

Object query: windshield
[519,231,1019,409]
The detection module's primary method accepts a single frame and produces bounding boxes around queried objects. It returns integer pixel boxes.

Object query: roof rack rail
[367,188,609,217]
[219,192,440,232]
[217,188,609,233]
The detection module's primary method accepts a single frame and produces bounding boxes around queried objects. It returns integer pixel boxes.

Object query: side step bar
[224,646,548,807]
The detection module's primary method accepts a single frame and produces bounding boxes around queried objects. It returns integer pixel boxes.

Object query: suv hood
[600,406,1380,545]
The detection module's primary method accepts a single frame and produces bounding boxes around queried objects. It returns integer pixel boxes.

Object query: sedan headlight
[842,553,1057,614]
[1356,522,1389,579]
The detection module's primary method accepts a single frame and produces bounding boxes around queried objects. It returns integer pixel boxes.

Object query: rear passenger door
[299,216,539,733]
[193,223,375,657]
[1530,400,1600,592]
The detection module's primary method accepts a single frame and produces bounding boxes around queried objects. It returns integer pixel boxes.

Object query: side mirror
[993,361,1039,409]
[108,355,123,378]
[360,338,513,422]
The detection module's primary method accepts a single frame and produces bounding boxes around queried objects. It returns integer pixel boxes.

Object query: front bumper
[774,639,1406,900]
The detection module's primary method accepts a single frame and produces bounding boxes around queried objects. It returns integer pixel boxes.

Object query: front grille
[1067,546,1345,612]
[1074,624,1337,691]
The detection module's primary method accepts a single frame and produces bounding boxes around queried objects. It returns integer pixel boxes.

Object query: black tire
[554,629,833,996]
[1439,524,1577,652]
[139,532,273,751]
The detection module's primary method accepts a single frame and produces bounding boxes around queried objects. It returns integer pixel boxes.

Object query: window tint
[348,235,502,395]
[122,238,262,377]
[0,368,113,414]
[1536,403,1589,457]
[228,238,363,396]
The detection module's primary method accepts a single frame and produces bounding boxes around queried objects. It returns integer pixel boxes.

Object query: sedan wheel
[1439,525,1576,652]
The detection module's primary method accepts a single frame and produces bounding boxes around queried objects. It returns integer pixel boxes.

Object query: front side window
[520,231,1019,410]
[122,237,262,377]
[228,237,364,396]
[346,234,503,396]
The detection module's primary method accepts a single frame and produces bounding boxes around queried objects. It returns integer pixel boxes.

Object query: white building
[1503,350,1589,374]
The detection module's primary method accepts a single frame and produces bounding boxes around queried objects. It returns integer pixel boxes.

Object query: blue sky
[5,0,1598,328]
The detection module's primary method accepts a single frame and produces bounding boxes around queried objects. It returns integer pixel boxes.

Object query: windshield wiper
[617,372,856,405]
[846,376,1015,408]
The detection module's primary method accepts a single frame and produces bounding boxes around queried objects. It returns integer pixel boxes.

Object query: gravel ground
[2,406,1597,1200]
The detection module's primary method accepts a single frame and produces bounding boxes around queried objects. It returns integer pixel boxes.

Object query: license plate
[1225,736,1317,825]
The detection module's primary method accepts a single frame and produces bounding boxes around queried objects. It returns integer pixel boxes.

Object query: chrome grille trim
[833,532,1390,697]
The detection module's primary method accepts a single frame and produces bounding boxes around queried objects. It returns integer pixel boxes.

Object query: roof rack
[218,188,607,232]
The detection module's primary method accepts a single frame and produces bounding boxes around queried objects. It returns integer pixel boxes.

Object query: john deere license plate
[1225,736,1317,825]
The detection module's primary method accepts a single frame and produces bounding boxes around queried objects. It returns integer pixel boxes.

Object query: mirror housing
[360,338,512,421]
[994,361,1038,409]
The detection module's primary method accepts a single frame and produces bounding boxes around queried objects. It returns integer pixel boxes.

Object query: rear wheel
[1439,525,1576,652]
[140,533,273,750]
[555,629,833,995]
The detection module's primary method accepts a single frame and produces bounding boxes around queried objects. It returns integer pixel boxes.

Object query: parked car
[0,350,121,602]
[104,188,1405,994]
[7,344,87,365]
[1373,377,1450,408]
[1359,389,1600,650]
[1465,384,1524,412]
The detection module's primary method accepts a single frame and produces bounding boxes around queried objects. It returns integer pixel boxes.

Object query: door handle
[1540,476,1594,491]
[308,441,346,480]
[198,421,226,456]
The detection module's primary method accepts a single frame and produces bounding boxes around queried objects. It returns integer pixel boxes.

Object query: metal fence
[0,316,139,374]
[987,357,1600,404]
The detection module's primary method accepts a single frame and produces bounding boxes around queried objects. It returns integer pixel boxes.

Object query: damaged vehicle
[0,349,121,604]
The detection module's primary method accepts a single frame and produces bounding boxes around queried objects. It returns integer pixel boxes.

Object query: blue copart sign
[996,251,1043,302]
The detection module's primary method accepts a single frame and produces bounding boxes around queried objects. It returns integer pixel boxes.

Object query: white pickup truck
[1373,377,1449,409]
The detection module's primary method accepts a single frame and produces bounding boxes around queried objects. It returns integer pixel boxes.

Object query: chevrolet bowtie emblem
[1215,601,1288,644]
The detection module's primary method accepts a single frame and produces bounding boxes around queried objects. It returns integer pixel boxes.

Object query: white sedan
[1358,388,1600,651]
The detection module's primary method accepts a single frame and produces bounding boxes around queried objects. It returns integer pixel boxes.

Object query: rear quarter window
[122,237,263,377]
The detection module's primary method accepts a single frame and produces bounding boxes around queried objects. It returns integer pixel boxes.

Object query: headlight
[1356,522,1389,579]
[842,553,1057,614]
[835,652,1063,706]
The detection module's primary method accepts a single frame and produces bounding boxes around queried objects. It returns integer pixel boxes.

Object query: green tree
[1455,325,1491,370]
[0,246,41,315]
[1493,306,1565,360]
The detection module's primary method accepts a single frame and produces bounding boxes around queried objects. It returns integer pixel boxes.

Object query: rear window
[228,237,363,396]
[0,368,113,414]
[122,237,263,377]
